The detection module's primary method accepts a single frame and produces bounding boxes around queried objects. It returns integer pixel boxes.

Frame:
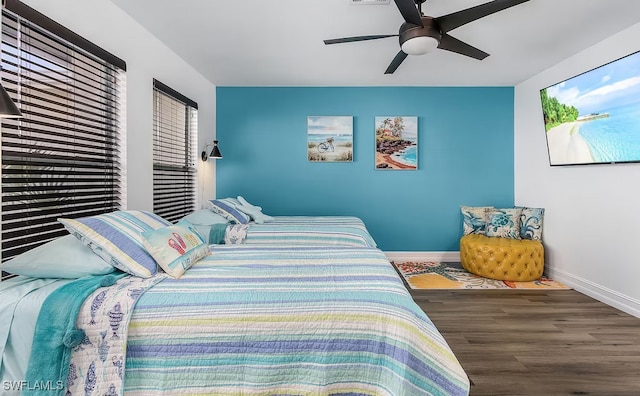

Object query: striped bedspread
[242,216,378,247]
[121,245,469,395]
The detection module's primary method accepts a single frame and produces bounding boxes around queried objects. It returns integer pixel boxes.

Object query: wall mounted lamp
[0,83,23,118]
[201,140,222,161]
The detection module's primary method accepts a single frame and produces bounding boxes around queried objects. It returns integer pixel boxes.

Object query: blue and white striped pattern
[124,245,470,395]
[59,211,171,278]
[243,216,378,247]
[208,199,250,224]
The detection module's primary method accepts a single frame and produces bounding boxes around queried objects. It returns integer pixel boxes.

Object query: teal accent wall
[216,87,514,251]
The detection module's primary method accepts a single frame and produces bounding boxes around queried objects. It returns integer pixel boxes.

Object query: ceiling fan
[324,0,530,74]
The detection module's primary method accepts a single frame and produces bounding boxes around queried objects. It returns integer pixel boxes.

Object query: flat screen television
[540,50,640,166]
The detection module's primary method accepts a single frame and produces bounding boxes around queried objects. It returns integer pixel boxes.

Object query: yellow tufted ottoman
[459,234,544,281]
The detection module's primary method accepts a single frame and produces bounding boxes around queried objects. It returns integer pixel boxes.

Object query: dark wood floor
[409,288,640,395]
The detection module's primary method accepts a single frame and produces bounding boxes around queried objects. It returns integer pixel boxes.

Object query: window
[1,0,126,279]
[152,79,197,223]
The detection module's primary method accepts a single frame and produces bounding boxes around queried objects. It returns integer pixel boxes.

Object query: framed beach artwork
[307,116,353,162]
[540,49,640,166]
[375,116,418,170]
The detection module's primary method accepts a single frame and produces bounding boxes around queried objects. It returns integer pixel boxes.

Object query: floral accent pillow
[485,208,523,239]
[517,206,545,241]
[461,206,493,235]
[224,224,250,244]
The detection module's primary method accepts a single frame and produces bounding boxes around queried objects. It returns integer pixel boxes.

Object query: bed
[193,199,379,248]
[221,216,378,247]
[0,210,469,396]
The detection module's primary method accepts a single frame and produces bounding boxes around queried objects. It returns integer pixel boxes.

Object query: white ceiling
[110,0,640,87]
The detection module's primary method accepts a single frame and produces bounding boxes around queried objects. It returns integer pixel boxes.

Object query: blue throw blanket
[23,273,125,396]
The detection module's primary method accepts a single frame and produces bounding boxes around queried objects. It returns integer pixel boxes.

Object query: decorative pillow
[485,208,523,239]
[218,197,242,208]
[517,206,545,241]
[208,199,250,224]
[236,196,274,224]
[141,219,209,279]
[225,224,250,244]
[461,206,493,235]
[58,210,172,278]
[0,235,116,279]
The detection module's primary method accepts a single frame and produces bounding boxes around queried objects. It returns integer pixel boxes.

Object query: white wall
[515,22,640,317]
[22,0,217,210]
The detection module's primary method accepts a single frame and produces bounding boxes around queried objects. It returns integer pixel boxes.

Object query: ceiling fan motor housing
[399,17,441,47]
[399,17,441,55]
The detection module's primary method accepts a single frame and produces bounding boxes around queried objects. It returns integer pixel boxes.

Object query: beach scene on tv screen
[540,51,640,165]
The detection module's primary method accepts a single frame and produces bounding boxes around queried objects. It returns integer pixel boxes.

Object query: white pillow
[182,209,229,225]
[0,235,115,279]
[236,196,274,224]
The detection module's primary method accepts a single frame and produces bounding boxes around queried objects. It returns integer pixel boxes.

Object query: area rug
[393,261,570,290]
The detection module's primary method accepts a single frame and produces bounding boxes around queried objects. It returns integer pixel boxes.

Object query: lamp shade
[209,140,222,159]
[0,83,23,118]
[201,140,223,161]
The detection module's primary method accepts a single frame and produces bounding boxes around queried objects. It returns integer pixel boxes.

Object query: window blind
[152,79,197,223]
[1,0,126,280]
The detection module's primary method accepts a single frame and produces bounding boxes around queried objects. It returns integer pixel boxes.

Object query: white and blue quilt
[60,245,469,395]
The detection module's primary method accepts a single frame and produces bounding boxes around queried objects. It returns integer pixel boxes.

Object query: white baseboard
[384,251,460,263]
[546,267,640,319]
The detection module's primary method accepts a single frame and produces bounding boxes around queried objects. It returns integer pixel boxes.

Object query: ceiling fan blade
[384,51,408,74]
[438,33,489,60]
[435,0,529,33]
[324,34,398,45]
[393,0,423,26]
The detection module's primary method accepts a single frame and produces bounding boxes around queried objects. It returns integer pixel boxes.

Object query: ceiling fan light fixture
[323,0,529,73]
[401,36,438,55]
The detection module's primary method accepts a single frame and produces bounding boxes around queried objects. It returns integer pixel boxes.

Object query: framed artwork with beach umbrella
[375,116,418,170]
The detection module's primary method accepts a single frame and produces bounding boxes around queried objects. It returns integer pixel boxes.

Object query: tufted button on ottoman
[459,234,544,281]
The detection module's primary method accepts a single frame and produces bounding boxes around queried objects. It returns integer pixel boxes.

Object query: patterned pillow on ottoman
[517,206,545,241]
[460,206,493,235]
[485,208,523,239]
